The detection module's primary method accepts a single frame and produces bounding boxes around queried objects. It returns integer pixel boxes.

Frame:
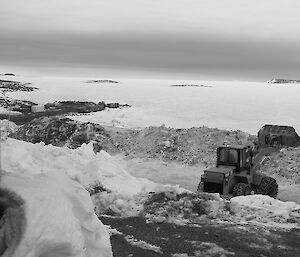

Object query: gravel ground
[100,216,300,257]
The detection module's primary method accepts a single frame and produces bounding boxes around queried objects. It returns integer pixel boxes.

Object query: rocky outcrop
[0,79,38,112]
[10,116,118,153]
[1,73,15,76]
[0,79,38,93]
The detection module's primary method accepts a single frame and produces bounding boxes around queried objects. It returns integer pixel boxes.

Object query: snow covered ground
[114,156,204,192]
[2,138,300,230]
[3,74,300,134]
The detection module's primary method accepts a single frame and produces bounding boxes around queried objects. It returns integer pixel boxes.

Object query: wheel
[256,176,278,198]
[232,183,251,196]
[197,181,204,192]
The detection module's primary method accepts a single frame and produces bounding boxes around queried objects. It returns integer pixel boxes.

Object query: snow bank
[2,138,157,195]
[141,191,300,228]
[231,195,300,217]
[0,172,112,257]
[0,119,19,140]
[4,137,300,234]
[2,138,116,256]
[231,195,300,228]
[2,138,187,218]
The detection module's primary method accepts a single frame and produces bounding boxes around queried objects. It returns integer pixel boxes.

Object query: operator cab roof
[217,144,247,150]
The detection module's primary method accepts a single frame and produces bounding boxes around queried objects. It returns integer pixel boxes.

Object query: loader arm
[252,147,279,171]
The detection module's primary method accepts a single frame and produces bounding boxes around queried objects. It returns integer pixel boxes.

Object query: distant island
[85,80,119,84]
[170,84,212,88]
[267,79,300,84]
[0,73,15,76]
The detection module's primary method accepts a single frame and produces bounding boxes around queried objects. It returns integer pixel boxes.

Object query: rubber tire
[197,181,204,192]
[256,176,278,198]
[232,183,251,197]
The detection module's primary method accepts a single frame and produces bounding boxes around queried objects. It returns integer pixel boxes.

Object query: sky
[1,0,300,80]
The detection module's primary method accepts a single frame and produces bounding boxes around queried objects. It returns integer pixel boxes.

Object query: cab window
[228,149,238,163]
[219,148,227,162]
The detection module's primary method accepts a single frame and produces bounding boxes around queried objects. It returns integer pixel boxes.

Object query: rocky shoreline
[0,79,37,93]
[0,79,130,125]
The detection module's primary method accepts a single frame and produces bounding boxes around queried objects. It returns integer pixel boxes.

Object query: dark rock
[10,116,119,153]
[267,79,300,84]
[0,79,38,92]
[85,80,119,84]
[106,103,119,108]
[170,84,212,88]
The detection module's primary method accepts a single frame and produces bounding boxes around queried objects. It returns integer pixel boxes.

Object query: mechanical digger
[197,144,278,198]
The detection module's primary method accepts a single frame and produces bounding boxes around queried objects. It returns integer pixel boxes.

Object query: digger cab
[216,145,253,173]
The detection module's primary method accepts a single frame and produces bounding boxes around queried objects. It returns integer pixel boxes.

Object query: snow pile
[3,137,300,236]
[230,195,300,228]
[92,191,145,217]
[2,138,157,194]
[0,119,19,139]
[90,150,158,195]
[0,172,112,257]
[142,191,226,225]
[2,138,187,218]
[92,183,188,217]
[141,190,300,228]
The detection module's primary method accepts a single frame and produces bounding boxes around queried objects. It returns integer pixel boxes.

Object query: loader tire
[256,176,278,198]
[232,183,251,197]
[197,181,204,192]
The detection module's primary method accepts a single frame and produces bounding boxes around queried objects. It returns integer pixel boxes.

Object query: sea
[4,75,300,135]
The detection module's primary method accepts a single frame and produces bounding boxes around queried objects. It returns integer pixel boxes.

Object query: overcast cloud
[1,0,300,80]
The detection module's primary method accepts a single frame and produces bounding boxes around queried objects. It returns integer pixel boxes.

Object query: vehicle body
[197,144,278,198]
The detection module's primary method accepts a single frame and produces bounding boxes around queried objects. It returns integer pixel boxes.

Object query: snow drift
[2,138,158,195]
[1,138,115,257]
[230,195,300,228]
[0,172,112,257]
